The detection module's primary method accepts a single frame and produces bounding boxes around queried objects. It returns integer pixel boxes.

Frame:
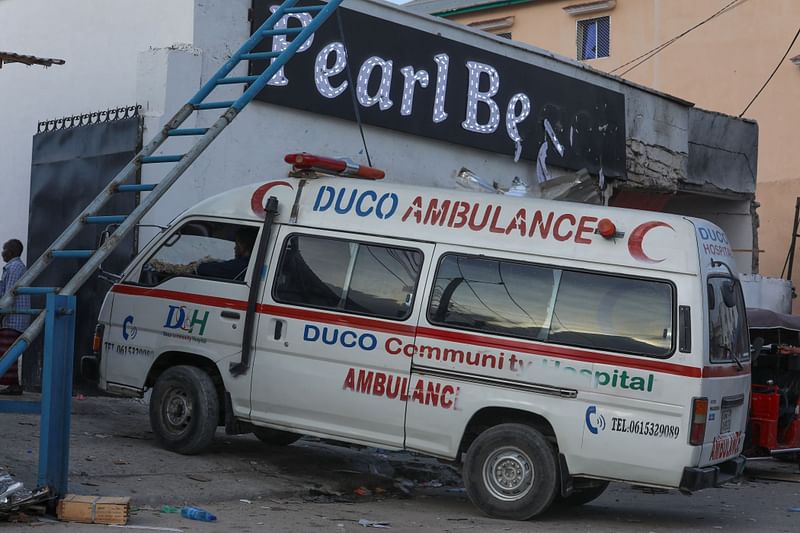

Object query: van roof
[184,177,732,276]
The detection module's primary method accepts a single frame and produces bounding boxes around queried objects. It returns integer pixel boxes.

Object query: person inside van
[146,226,257,283]
[195,227,257,280]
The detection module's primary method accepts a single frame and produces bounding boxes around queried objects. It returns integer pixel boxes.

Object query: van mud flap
[679,455,746,493]
[230,195,279,377]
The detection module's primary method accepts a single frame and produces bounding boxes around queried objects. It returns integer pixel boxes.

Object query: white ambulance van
[93,153,751,519]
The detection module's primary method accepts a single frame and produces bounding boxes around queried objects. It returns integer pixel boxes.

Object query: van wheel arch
[458,407,558,463]
[146,351,226,426]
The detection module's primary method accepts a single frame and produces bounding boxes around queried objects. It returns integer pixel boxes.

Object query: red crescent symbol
[628,221,674,263]
[251,181,293,217]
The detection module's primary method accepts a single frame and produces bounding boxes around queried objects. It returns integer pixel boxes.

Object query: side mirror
[750,336,765,365]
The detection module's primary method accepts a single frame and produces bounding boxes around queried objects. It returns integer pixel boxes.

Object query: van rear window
[427,254,674,358]
[273,234,423,321]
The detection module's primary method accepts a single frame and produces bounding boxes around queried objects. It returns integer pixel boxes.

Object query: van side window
[428,254,674,358]
[273,234,423,320]
[139,221,258,286]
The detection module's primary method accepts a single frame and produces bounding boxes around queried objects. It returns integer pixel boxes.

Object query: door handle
[274,319,286,340]
[221,310,241,319]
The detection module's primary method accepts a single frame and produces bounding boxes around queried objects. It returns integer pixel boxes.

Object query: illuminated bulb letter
[432,53,449,123]
[356,57,394,110]
[506,93,531,142]
[268,7,314,86]
[462,61,500,134]
[400,66,429,116]
[314,42,348,98]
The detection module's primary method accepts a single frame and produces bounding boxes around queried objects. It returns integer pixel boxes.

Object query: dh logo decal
[585,405,606,435]
[627,221,674,263]
[122,315,137,341]
[163,305,209,337]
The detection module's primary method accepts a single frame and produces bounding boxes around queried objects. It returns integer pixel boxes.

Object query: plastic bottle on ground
[181,506,217,522]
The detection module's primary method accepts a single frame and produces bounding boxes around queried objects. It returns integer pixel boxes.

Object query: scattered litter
[186,474,211,482]
[358,518,391,528]
[77,394,86,400]
[353,487,372,497]
[418,481,443,488]
[94,433,112,439]
[113,460,129,465]
[446,487,466,493]
[787,507,800,512]
[239,499,252,504]
[394,479,415,495]
[57,494,130,525]
[160,505,180,513]
[85,456,96,462]
[80,482,99,487]
[180,506,216,522]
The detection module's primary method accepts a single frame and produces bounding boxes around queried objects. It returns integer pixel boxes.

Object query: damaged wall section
[686,108,758,196]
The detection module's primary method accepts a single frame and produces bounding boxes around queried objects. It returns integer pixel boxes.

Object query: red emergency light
[284,152,385,180]
[597,218,617,239]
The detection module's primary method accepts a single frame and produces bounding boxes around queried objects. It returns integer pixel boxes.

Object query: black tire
[462,423,559,520]
[252,426,301,446]
[149,365,219,455]
[557,481,609,506]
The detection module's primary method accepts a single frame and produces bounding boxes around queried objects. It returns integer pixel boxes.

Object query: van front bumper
[679,455,746,492]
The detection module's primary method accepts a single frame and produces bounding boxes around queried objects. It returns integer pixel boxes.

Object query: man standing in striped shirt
[0,239,31,395]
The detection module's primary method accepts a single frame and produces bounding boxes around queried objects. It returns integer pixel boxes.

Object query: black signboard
[250,1,626,176]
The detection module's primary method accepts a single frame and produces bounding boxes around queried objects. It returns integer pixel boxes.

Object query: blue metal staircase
[0,0,343,497]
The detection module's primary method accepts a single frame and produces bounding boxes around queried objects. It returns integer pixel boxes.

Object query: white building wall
[0,0,195,256]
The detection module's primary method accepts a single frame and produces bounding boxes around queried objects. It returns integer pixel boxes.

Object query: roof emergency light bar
[284,152,385,180]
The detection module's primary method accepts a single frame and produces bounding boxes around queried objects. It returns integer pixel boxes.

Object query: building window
[577,16,610,60]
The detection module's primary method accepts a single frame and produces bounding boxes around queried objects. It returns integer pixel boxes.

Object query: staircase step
[141,155,184,164]
[84,215,126,224]
[51,250,93,259]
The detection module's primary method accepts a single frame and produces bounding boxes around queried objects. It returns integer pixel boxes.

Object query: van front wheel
[463,423,558,520]
[149,365,219,455]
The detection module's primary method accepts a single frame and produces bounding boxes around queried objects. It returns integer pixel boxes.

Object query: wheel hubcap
[483,446,534,501]
[163,386,192,434]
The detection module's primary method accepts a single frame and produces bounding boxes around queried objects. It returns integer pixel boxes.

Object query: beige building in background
[408,0,800,301]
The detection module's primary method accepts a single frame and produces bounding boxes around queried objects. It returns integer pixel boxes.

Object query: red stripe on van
[415,326,702,378]
[257,304,417,336]
[110,284,416,336]
[111,284,248,310]
[702,364,751,378]
[111,284,702,378]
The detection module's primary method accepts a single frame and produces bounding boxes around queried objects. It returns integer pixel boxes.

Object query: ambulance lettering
[710,431,742,460]
[303,324,378,350]
[697,226,733,258]
[401,196,597,243]
[386,337,656,393]
[342,367,459,409]
[313,186,398,219]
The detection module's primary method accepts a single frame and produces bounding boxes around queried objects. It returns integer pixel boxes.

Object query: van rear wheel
[252,426,301,446]
[149,365,219,455]
[463,423,558,520]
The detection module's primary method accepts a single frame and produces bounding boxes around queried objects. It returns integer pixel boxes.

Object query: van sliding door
[249,226,434,447]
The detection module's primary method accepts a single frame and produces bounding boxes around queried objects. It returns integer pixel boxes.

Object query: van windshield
[708,276,749,363]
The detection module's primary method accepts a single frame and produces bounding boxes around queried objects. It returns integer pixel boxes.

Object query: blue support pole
[37,293,76,497]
